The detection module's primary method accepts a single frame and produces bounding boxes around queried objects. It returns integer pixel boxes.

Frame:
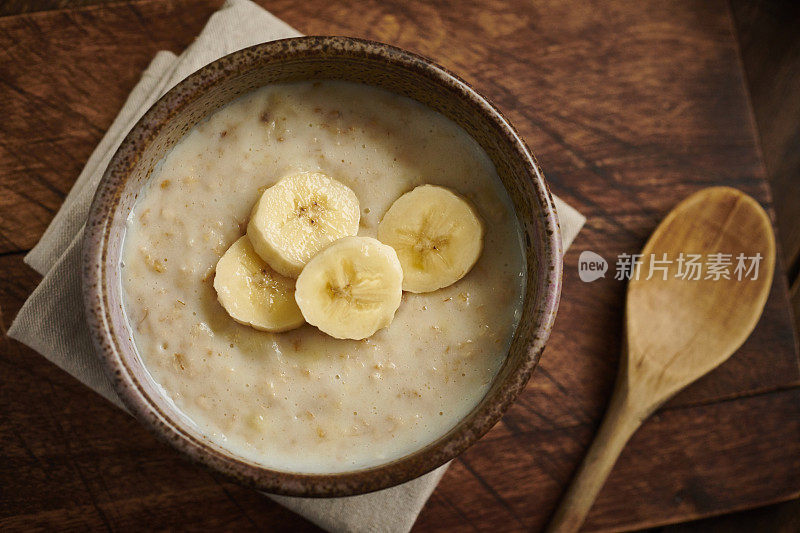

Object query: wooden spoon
[547,187,776,532]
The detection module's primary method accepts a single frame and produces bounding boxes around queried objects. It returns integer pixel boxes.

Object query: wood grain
[413,387,800,532]
[1,0,799,531]
[730,0,800,282]
[0,0,108,16]
[0,0,224,253]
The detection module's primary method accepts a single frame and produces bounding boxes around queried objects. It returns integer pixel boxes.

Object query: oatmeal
[121,81,525,473]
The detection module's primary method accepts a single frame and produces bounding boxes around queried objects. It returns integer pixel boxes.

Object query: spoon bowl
[627,186,776,406]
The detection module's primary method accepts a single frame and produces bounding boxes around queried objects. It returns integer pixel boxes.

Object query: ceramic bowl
[82,36,563,497]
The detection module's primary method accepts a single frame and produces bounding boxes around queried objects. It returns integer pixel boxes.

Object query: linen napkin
[9,1,586,531]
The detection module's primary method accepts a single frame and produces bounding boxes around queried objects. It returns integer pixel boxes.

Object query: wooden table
[1,1,798,531]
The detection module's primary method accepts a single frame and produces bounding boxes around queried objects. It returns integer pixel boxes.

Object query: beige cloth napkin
[9,1,585,531]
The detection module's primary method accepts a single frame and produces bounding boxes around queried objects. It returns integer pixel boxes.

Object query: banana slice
[295,236,403,340]
[377,185,484,293]
[247,172,360,278]
[214,236,305,332]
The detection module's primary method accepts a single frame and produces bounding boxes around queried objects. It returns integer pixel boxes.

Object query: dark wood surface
[1,1,799,531]
[730,0,800,284]
[650,1,800,529]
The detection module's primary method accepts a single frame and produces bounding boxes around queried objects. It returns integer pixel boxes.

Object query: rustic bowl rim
[82,35,563,497]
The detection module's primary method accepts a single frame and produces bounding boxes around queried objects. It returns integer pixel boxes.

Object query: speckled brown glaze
[82,36,563,497]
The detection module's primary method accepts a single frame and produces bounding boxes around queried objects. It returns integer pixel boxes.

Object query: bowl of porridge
[83,36,563,496]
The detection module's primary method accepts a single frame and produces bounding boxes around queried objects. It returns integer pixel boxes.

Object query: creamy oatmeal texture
[122,81,525,473]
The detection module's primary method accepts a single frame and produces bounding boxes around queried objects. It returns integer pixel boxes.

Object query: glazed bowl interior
[83,36,562,497]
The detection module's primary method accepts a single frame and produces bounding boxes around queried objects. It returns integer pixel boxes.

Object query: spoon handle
[546,381,646,533]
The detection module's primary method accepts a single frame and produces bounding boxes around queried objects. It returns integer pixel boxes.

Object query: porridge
[121,80,525,473]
